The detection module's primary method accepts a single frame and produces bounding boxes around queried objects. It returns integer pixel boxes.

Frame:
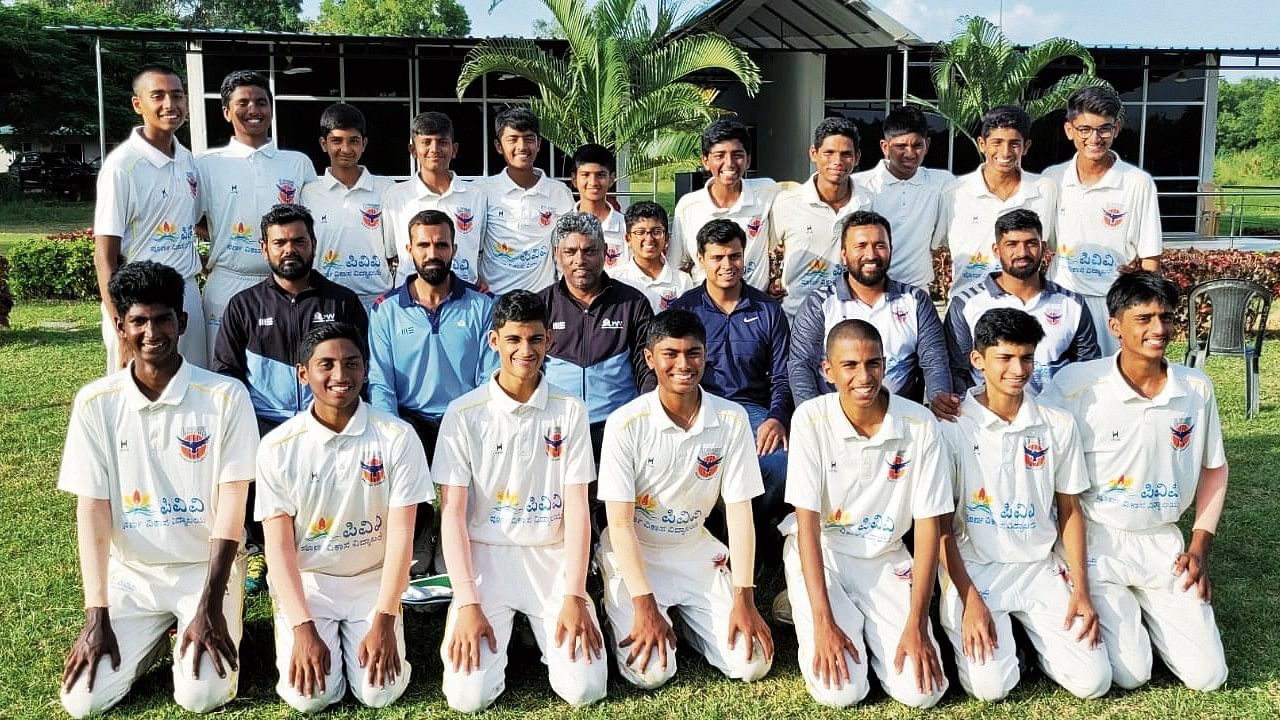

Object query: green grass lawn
[0,199,94,256]
[2,301,1279,719]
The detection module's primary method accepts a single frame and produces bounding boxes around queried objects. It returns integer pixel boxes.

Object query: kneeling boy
[783,319,950,709]
[938,308,1111,701]
[256,322,431,712]
[597,309,774,689]
[433,290,607,712]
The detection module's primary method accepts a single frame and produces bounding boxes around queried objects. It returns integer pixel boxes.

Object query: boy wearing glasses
[1046,86,1162,355]
[612,201,693,313]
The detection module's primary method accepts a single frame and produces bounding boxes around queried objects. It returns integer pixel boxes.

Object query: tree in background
[911,15,1107,155]
[458,0,759,177]
[313,0,468,36]
[187,0,304,31]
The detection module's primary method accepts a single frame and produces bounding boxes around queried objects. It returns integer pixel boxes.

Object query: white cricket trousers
[101,275,206,371]
[60,557,245,718]
[782,535,948,709]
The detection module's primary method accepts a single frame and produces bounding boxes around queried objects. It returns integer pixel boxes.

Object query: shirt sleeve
[366,303,398,415]
[929,172,955,251]
[667,200,691,271]
[389,420,434,507]
[595,410,637,503]
[1134,173,1163,260]
[252,436,294,521]
[431,403,473,487]
[1200,380,1226,469]
[1039,179,1059,252]
[561,398,597,486]
[944,297,976,392]
[299,156,318,185]
[211,296,251,385]
[783,402,825,512]
[788,291,828,406]
[218,382,260,484]
[914,287,953,395]
[767,307,793,425]
[1052,411,1091,495]
[719,406,765,504]
[56,390,112,499]
[1066,296,1102,362]
[629,296,657,392]
[910,416,955,519]
[93,160,129,240]
[936,419,964,506]
[475,298,500,386]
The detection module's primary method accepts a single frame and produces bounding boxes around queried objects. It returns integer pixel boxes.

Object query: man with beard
[946,209,1099,394]
[368,209,497,577]
[213,203,367,592]
[789,211,955,418]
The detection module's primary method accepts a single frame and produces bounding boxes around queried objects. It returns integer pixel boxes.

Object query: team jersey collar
[126,126,185,168]
[981,272,1050,308]
[266,270,331,298]
[123,357,193,410]
[834,272,901,310]
[486,370,550,412]
[690,280,760,315]
[397,272,466,309]
[414,171,465,199]
[628,258,677,284]
[303,399,369,442]
[226,137,279,159]
[800,173,855,206]
[648,388,719,434]
[494,167,554,197]
[318,166,376,194]
[1106,355,1189,406]
[967,165,1042,202]
[831,391,906,443]
[962,387,1044,432]
[875,159,926,186]
[1061,151,1125,190]
[699,177,751,213]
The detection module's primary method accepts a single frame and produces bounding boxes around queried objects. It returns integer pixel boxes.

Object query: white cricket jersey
[581,204,629,272]
[433,374,594,547]
[769,175,873,316]
[56,361,258,566]
[784,393,952,559]
[938,391,1089,565]
[196,139,316,277]
[611,259,694,313]
[479,169,575,295]
[254,401,432,577]
[942,168,1058,297]
[670,177,780,291]
[1045,153,1163,297]
[383,172,487,287]
[301,168,396,301]
[1040,357,1226,532]
[93,127,202,279]
[598,390,763,547]
[852,161,954,290]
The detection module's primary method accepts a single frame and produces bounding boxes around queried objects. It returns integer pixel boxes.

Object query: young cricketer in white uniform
[769,117,873,316]
[256,322,431,712]
[300,103,395,310]
[937,307,1111,701]
[1041,271,1229,692]
[479,108,575,295]
[611,201,693,313]
[94,65,207,371]
[783,318,950,709]
[58,261,256,718]
[571,144,629,271]
[597,309,774,689]
[433,290,607,712]
[197,70,316,360]
[670,119,780,292]
[384,111,487,288]
[1046,86,1163,356]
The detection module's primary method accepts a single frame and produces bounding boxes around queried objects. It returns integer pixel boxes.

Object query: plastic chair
[1183,278,1271,419]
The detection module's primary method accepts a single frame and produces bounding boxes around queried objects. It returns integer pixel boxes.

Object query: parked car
[10,152,96,200]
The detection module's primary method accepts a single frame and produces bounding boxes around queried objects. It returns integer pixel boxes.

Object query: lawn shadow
[0,324,99,350]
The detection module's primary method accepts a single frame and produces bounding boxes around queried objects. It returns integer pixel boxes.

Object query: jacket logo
[600,318,625,329]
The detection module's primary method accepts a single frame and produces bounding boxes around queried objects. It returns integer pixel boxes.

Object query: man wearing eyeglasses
[1046,86,1163,355]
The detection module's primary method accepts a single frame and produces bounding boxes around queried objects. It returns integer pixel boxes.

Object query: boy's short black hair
[260,203,316,245]
[979,105,1032,140]
[492,289,550,330]
[825,318,882,356]
[973,308,1045,353]
[219,69,271,106]
[571,143,616,174]
[701,119,751,156]
[812,117,860,149]
[839,210,893,246]
[408,209,455,241]
[624,201,669,233]
[132,63,182,94]
[411,111,454,140]
[319,102,367,137]
[494,106,539,138]
[882,105,929,139]
[994,208,1043,240]
[1065,85,1124,122]
[297,321,368,365]
[1106,270,1179,319]
[646,309,706,349]
[696,218,746,256]
[109,261,185,319]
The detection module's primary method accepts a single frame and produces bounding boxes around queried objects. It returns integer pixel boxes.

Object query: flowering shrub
[7,227,97,299]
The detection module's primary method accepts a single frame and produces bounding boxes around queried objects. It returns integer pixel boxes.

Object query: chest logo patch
[696,452,723,479]
[1023,437,1048,468]
[360,456,385,486]
[360,204,382,229]
[886,453,909,480]
[455,208,474,233]
[277,179,298,204]
[544,426,564,459]
[1170,419,1194,450]
[1102,207,1126,228]
[177,429,210,462]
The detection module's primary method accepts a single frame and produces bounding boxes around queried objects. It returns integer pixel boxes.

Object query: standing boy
[58,261,256,718]
[571,144,628,271]
[1047,86,1163,355]
[1040,271,1229,692]
[256,322,431,713]
[782,319,950,709]
[937,308,1111,701]
[597,309,775,690]
[300,103,395,309]
[433,291,607,712]
[611,201,694,313]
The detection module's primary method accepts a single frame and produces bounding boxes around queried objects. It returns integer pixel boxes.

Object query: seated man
[597,309,774,690]
[1041,271,1229,692]
[433,291,607,712]
[611,201,693,313]
[782,319,950,709]
[946,209,1099,394]
[937,308,1111,701]
[789,210,956,418]
[59,261,256,718]
[256,322,431,713]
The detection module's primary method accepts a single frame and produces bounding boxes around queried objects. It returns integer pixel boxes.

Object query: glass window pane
[272,99,329,171]
[417,49,473,99]
[1143,105,1203,177]
[1025,108,1070,174]
[273,52,341,98]
[202,43,272,92]
[355,102,413,177]
[1112,103,1143,163]
[825,51,891,100]
[488,72,540,100]
[1095,52,1146,102]
[824,102,888,172]
[1147,63,1209,102]
[415,101,487,177]
[344,53,411,99]
[1155,179,1199,232]
[204,99,232,149]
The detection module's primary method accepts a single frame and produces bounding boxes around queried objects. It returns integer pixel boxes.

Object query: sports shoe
[244,550,268,594]
[771,591,794,625]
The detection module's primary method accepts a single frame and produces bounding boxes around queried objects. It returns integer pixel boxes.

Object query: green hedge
[7,230,97,300]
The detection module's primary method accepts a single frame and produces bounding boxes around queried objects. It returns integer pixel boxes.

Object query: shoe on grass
[771,591,793,625]
[244,551,267,594]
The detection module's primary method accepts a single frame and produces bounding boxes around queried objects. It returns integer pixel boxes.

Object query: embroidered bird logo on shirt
[696,454,723,479]
[1170,421,1194,450]
[360,456,385,486]
[1023,439,1048,469]
[886,454,909,480]
[177,431,210,462]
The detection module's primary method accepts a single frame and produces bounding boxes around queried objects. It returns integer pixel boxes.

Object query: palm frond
[635,33,761,95]
[1024,74,1112,120]
[455,39,569,99]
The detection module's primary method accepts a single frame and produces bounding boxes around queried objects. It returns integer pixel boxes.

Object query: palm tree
[457,0,760,177]
[910,15,1109,154]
